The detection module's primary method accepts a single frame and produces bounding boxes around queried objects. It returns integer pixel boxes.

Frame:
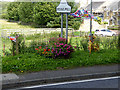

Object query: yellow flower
[21,71,24,73]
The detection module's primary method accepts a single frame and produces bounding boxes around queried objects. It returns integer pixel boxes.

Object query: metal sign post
[66,13,68,43]
[61,13,63,38]
[56,0,71,42]
[89,0,93,42]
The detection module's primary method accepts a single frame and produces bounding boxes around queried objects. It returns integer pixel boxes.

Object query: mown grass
[0,19,33,29]
[2,49,119,74]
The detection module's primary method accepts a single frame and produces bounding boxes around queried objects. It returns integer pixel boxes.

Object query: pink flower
[74,46,77,48]
[59,51,61,54]
[63,45,66,48]
[68,51,70,53]
[56,51,57,53]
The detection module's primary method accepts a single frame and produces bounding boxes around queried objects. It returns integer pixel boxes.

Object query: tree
[47,2,82,30]
[6,1,82,29]
[32,2,59,26]
[18,2,35,23]
[7,2,20,21]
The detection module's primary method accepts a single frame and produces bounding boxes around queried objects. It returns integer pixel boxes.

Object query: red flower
[45,52,47,54]
[44,49,46,52]
[48,49,50,51]
[39,46,42,49]
[35,48,39,50]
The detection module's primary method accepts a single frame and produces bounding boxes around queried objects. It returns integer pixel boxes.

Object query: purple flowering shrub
[49,37,74,58]
[35,37,74,59]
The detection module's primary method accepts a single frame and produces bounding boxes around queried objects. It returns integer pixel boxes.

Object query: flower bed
[2,32,119,74]
[35,37,74,59]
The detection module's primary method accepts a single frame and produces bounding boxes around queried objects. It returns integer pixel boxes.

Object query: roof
[85,2,104,11]
[107,1,120,11]
[96,0,120,12]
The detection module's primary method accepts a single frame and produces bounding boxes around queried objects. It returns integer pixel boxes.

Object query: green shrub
[33,2,58,26]
[8,33,26,55]
[35,37,74,59]
[18,2,34,23]
[100,36,118,49]
[103,21,108,24]
[7,2,20,21]
[94,16,102,24]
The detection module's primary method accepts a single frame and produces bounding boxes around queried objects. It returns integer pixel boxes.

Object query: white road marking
[18,76,119,89]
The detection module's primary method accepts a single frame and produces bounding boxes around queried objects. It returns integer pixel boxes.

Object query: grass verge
[0,19,33,29]
[2,49,119,74]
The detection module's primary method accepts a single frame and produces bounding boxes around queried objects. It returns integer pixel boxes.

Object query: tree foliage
[7,2,20,21]
[18,2,34,23]
[6,2,82,29]
[33,2,59,26]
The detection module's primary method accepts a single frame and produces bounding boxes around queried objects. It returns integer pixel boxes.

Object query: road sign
[56,0,71,13]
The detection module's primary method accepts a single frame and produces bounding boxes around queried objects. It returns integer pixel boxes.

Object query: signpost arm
[61,13,63,38]
[66,13,68,43]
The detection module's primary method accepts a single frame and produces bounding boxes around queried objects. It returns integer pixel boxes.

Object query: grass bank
[0,19,33,29]
[2,49,119,74]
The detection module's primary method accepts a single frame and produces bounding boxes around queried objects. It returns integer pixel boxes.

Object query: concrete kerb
[2,71,120,89]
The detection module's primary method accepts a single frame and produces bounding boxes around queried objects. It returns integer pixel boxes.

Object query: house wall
[118,9,120,25]
[103,10,107,20]
[104,10,119,26]
[109,10,113,19]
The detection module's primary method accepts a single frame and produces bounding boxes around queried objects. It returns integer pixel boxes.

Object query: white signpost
[56,0,71,13]
[56,0,71,43]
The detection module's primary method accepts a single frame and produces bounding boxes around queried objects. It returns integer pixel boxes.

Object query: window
[113,12,116,15]
[107,30,111,32]
[95,30,99,32]
[118,12,120,16]
[101,30,106,31]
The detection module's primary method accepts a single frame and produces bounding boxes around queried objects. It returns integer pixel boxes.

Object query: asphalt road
[18,76,119,89]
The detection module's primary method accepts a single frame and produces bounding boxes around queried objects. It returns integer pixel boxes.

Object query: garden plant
[2,31,120,74]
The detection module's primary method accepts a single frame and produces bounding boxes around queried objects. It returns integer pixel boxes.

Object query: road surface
[18,76,119,89]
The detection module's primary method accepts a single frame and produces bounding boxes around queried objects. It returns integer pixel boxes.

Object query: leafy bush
[35,37,74,59]
[94,16,102,25]
[18,2,34,23]
[80,37,89,51]
[8,33,26,55]
[33,2,59,26]
[49,37,66,44]
[108,25,119,30]
[7,2,20,21]
[99,36,118,50]
[103,21,108,24]
[6,2,83,29]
